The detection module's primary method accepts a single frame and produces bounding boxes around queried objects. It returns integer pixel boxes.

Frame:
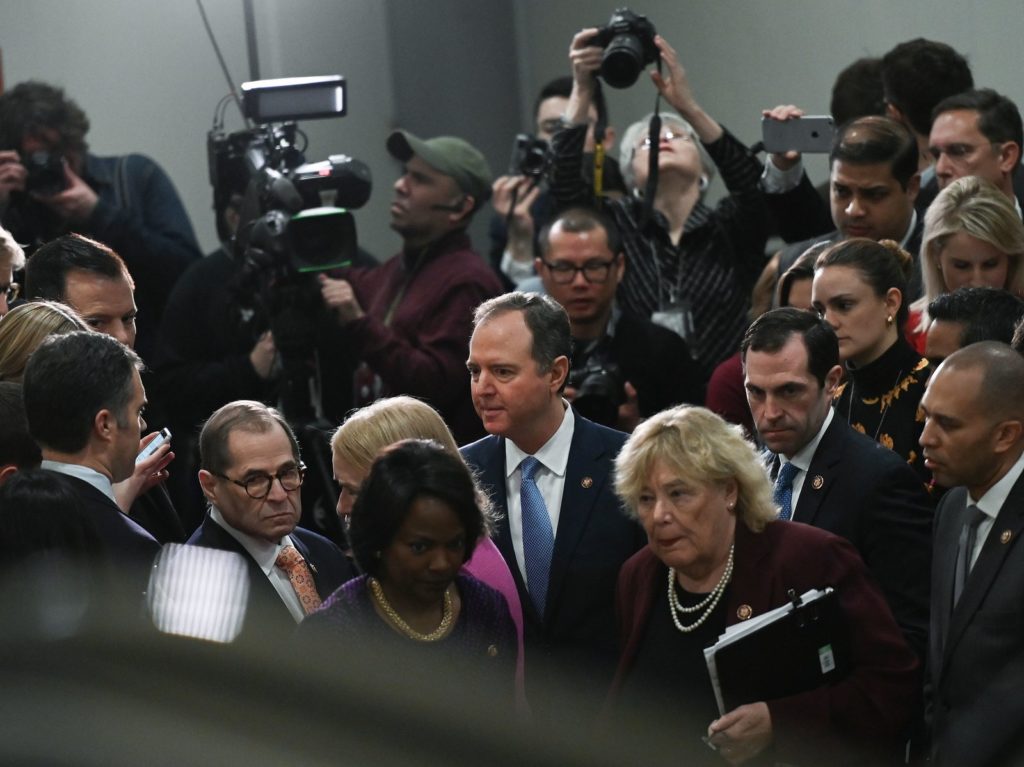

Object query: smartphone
[762,115,835,154]
[136,428,171,464]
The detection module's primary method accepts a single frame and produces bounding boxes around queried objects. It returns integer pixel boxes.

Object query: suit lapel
[468,437,534,619]
[931,488,967,663]
[943,473,1024,664]
[793,417,843,526]
[546,419,611,618]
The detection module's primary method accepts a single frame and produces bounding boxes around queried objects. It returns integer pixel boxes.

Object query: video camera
[208,75,371,273]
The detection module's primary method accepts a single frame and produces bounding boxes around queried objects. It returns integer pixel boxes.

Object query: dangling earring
[886,315,893,325]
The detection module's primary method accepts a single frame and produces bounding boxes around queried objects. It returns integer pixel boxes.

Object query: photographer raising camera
[552,19,769,382]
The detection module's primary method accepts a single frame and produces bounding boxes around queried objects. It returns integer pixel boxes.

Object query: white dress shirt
[779,408,835,513]
[504,404,575,588]
[966,450,1024,571]
[209,507,306,623]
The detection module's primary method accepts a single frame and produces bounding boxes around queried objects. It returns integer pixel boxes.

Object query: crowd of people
[1,28,1024,767]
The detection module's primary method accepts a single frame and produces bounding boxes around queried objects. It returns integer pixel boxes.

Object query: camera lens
[600,34,645,88]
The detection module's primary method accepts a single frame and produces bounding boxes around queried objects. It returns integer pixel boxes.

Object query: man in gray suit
[920,341,1024,766]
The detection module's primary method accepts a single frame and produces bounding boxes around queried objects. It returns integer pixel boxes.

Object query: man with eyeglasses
[922,88,1024,217]
[536,207,703,431]
[189,400,355,632]
[0,224,24,317]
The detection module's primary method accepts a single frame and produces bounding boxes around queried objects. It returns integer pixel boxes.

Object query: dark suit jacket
[187,513,356,639]
[613,521,921,765]
[929,469,1024,766]
[781,416,934,659]
[54,473,162,572]
[461,415,646,717]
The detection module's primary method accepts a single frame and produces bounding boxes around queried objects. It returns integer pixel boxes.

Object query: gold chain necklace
[368,577,454,642]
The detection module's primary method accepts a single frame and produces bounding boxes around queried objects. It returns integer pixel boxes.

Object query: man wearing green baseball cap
[319,130,503,444]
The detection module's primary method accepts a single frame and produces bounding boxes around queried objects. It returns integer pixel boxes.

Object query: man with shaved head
[920,342,1024,765]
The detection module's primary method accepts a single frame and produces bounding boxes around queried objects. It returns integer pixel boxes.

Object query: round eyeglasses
[213,464,306,499]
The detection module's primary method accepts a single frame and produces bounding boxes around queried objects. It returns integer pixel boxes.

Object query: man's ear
[998,141,1021,175]
[550,355,570,393]
[198,469,219,504]
[449,194,475,226]
[93,408,116,446]
[824,364,844,396]
[906,171,921,204]
[992,419,1024,456]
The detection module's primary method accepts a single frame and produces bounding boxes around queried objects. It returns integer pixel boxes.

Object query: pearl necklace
[667,544,734,633]
[368,577,455,642]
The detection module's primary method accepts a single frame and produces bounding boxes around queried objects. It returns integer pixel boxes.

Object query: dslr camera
[589,8,658,89]
[21,150,67,197]
[508,134,550,180]
[567,355,625,428]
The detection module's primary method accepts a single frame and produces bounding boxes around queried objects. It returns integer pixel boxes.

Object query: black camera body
[21,150,67,196]
[508,133,550,179]
[567,356,625,428]
[590,8,659,89]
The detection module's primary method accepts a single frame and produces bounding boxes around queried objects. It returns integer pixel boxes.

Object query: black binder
[704,587,850,714]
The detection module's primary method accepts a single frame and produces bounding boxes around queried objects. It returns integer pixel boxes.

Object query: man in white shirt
[920,342,1024,766]
[461,291,644,723]
[189,400,354,636]
[742,307,933,658]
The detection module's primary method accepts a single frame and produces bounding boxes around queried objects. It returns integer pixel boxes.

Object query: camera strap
[592,80,608,202]
[641,104,661,229]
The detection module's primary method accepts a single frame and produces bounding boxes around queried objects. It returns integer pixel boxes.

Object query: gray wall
[3,0,1024,256]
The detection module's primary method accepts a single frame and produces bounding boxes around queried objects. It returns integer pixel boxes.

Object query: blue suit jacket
[188,513,356,639]
[461,414,645,716]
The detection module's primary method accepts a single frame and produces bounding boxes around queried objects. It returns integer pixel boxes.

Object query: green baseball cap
[386,130,492,204]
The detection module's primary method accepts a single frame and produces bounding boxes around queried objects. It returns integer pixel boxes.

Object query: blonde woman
[610,406,919,764]
[0,300,89,382]
[911,175,1024,350]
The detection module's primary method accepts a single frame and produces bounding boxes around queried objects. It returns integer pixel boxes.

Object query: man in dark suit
[742,308,934,658]
[25,232,185,543]
[920,342,1024,766]
[189,400,354,637]
[462,292,645,722]
[22,331,161,579]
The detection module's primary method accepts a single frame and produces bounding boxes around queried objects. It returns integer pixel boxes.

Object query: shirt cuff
[761,156,805,194]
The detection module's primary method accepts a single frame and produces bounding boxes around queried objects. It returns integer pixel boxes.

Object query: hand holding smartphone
[136,428,171,464]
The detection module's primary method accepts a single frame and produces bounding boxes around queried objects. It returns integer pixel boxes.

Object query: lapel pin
[737,604,753,620]
[581,476,593,489]
[487,644,499,657]
[1001,530,1013,544]
[811,475,824,490]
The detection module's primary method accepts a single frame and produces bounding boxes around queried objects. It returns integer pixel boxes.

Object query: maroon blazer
[612,519,920,763]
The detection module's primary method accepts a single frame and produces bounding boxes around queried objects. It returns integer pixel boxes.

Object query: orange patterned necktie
[275,545,322,614]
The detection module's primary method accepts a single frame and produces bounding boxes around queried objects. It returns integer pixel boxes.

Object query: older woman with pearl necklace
[608,405,919,765]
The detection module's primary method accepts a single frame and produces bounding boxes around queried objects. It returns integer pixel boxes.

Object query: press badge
[651,297,695,344]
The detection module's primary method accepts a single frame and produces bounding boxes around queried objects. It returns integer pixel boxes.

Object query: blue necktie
[773,461,800,521]
[520,456,554,616]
